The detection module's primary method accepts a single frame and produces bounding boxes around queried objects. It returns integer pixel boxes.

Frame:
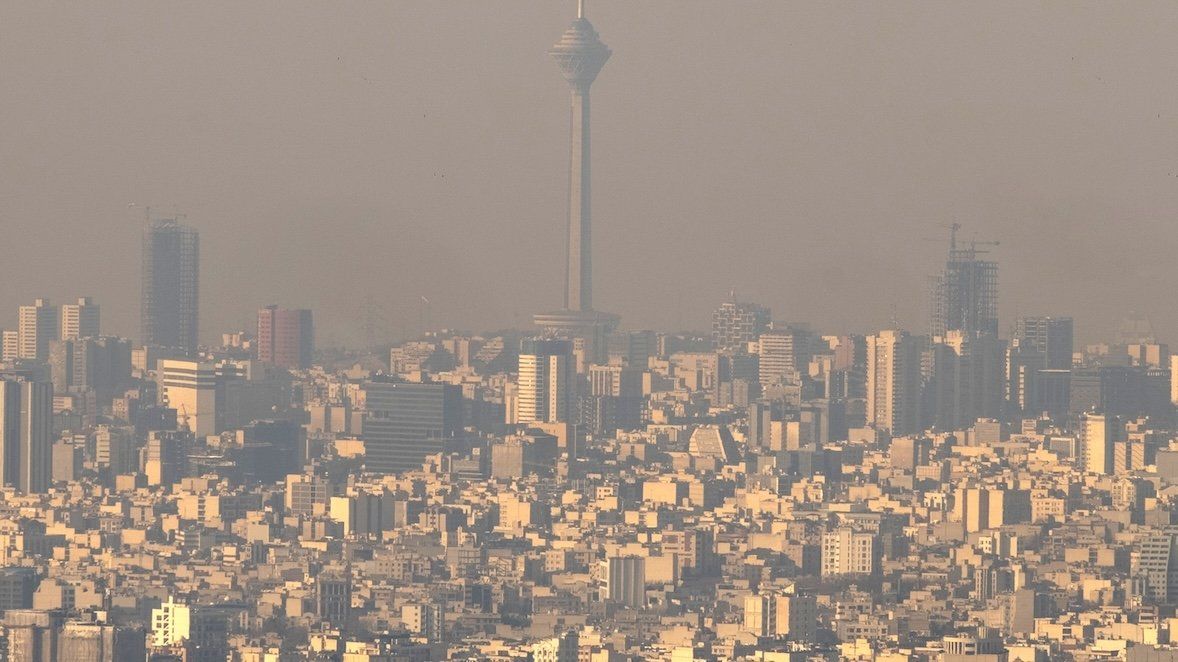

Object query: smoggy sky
[2,1,1178,348]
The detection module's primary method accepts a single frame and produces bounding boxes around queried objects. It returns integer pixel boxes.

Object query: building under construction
[141,216,200,353]
[930,224,999,339]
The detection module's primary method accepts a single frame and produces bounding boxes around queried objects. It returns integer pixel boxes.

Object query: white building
[60,297,100,341]
[516,339,572,424]
[17,298,58,361]
[159,359,217,438]
[866,330,922,436]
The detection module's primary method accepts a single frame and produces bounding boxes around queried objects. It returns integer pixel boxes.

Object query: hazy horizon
[4,1,1178,347]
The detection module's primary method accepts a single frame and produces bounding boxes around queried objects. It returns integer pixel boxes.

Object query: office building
[866,330,922,436]
[159,359,217,438]
[95,425,136,476]
[586,363,643,431]
[257,305,313,370]
[142,216,200,352]
[516,339,573,424]
[0,376,53,494]
[18,298,58,361]
[362,380,462,474]
[1014,316,1073,370]
[60,297,100,341]
[145,431,189,487]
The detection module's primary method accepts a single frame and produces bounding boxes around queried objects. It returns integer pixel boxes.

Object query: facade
[60,297,100,341]
[1139,530,1178,605]
[1079,412,1116,475]
[1014,316,1074,370]
[159,359,217,438]
[1,330,17,362]
[605,556,646,608]
[931,237,999,338]
[18,298,59,361]
[713,300,770,350]
[0,377,53,494]
[821,528,877,577]
[758,326,813,389]
[517,339,573,425]
[257,305,313,370]
[362,381,463,474]
[866,330,922,436]
[141,217,200,352]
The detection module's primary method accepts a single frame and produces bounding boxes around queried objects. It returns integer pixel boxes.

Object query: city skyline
[3,3,1178,345]
[4,3,1178,659]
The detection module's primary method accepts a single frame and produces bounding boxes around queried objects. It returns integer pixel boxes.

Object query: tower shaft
[566,88,592,311]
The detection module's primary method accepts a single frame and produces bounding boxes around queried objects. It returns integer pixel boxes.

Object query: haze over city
[4,2,1178,345]
[6,3,1178,661]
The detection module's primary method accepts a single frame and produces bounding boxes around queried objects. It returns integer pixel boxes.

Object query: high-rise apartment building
[605,556,646,608]
[159,360,217,438]
[866,330,922,436]
[821,527,878,577]
[1079,412,1116,475]
[257,305,314,370]
[18,298,59,361]
[742,593,817,641]
[142,217,200,352]
[758,325,814,388]
[517,339,573,424]
[361,381,462,474]
[929,330,1004,431]
[1,331,16,362]
[712,300,770,350]
[1139,530,1178,605]
[60,297,100,341]
[0,376,53,494]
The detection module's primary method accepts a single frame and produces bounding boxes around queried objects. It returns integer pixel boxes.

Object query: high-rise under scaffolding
[141,216,200,352]
[930,224,998,338]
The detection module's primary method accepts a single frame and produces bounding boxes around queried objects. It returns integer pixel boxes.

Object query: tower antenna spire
[578,0,585,19]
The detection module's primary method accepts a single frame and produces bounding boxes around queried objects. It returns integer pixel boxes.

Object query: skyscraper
[257,305,314,370]
[0,376,52,494]
[517,339,573,424]
[361,380,463,474]
[60,297,100,341]
[17,298,59,361]
[866,330,922,436]
[931,227,998,339]
[142,217,199,352]
[1079,412,1116,475]
[533,2,618,364]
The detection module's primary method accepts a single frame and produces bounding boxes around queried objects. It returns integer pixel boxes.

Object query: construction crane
[178,403,191,432]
